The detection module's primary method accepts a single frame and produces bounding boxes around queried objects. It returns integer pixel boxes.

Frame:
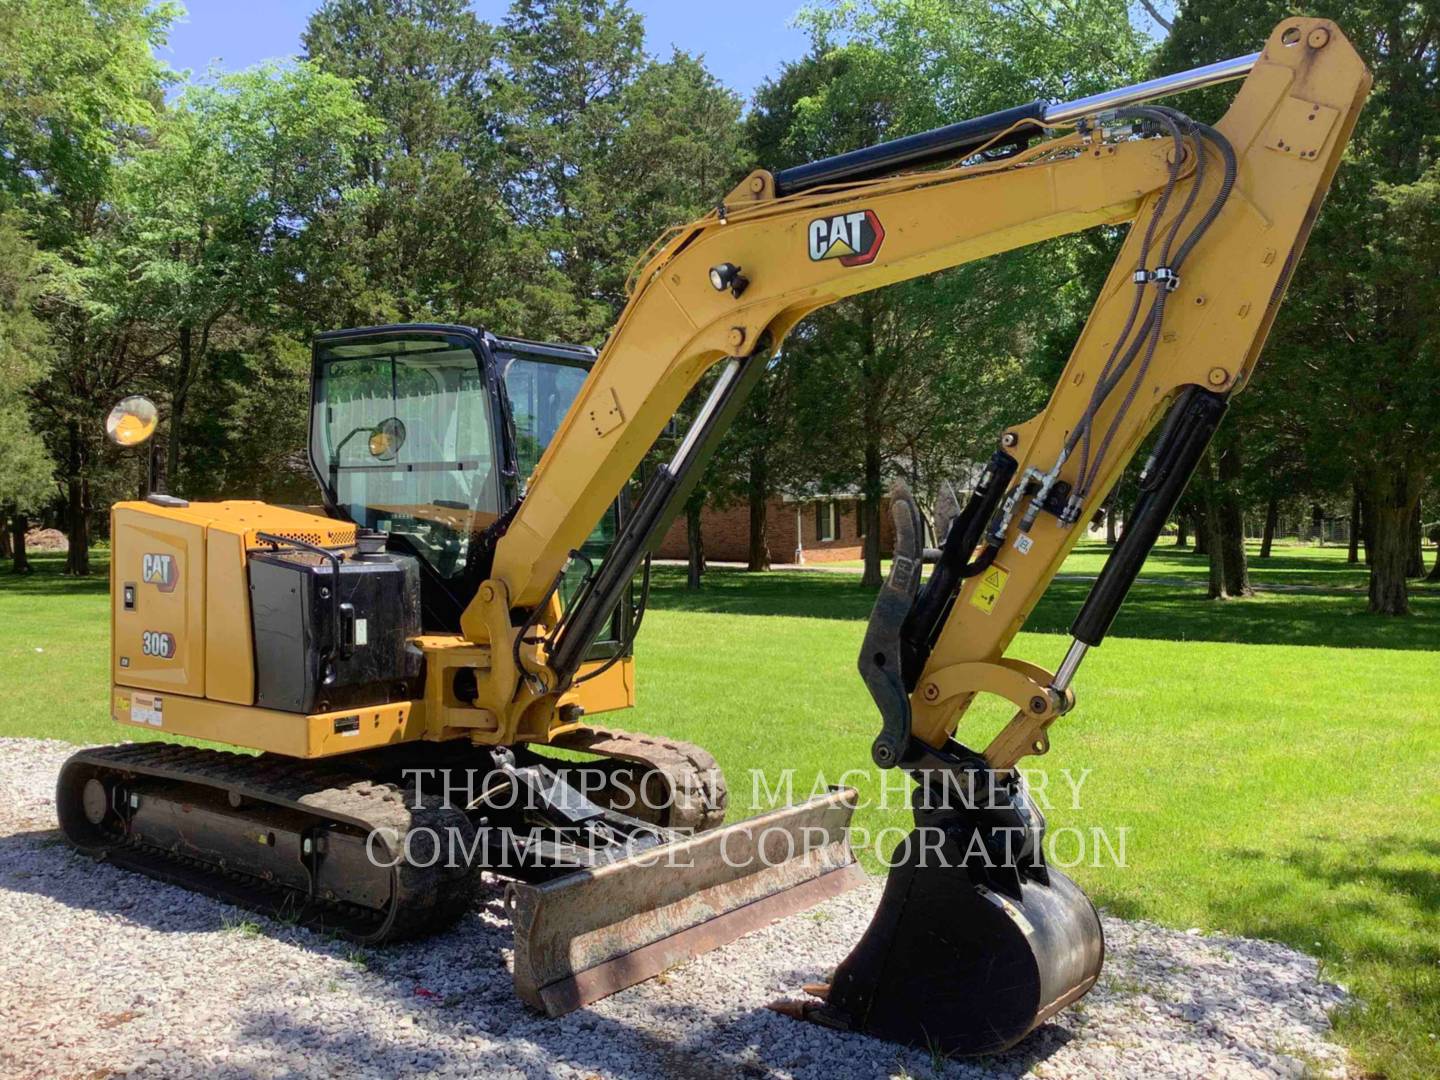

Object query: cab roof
[313,323,598,363]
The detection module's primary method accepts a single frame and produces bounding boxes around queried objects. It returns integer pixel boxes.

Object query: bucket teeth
[508,787,863,1015]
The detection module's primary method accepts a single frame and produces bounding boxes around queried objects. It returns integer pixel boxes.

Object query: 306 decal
[141,630,176,659]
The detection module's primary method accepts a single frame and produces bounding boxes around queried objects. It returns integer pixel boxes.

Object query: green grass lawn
[2,549,1437,1077]
[831,536,1439,592]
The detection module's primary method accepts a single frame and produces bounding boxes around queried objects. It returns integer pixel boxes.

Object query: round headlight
[709,262,742,291]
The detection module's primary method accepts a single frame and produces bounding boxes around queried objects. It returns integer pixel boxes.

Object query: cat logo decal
[142,553,177,592]
[807,210,885,266]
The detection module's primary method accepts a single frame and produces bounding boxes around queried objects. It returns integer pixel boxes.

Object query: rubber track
[58,742,476,944]
[547,725,729,833]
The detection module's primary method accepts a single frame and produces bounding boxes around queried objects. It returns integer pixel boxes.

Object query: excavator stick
[509,787,863,1014]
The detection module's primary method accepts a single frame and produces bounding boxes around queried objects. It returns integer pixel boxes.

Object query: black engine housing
[248,547,423,714]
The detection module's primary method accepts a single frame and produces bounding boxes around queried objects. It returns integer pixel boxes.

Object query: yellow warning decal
[969,564,1010,614]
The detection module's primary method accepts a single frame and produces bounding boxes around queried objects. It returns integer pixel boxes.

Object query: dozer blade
[811,824,1104,1056]
[509,787,864,1016]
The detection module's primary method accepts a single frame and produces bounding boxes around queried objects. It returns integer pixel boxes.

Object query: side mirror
[368,416,407,461]
[105,396,158,448]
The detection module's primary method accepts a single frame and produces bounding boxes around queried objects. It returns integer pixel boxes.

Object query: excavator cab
[309,324,625,652]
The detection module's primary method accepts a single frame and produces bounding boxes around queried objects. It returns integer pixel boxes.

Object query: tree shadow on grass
[648,568,1440,652]
[1029,581,1439,651]
[1092,833,1440,980]
[1102,542,1380,583]
[0,552,110,597]
[1089,832,1440,1076]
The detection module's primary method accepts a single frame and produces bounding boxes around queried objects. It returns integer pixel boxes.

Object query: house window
[815,500,839,542]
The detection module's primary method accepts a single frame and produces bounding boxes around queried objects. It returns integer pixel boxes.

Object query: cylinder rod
[548,355,763,682]
[1051,640,1090,694]
[671,359,741,469]
[1043,52,1259,125]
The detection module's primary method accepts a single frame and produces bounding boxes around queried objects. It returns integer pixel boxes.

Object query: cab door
[495,345,632,662]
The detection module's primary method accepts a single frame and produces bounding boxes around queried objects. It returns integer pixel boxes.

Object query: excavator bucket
[809,823,1104,1055]
[803,480,1104,1054]
[509,787,864,1015]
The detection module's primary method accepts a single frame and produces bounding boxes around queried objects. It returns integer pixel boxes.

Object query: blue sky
[159,0,814,101]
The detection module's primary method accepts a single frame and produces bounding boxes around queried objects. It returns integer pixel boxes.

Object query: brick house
[656,492,897,564]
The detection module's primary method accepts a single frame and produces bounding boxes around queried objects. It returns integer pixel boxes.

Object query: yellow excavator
[60,18,1368,1056]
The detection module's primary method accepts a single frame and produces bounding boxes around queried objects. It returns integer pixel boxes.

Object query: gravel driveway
[1,739,1350,1079]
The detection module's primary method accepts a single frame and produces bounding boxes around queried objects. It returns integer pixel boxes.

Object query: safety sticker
[131,692,164,727]
[1014,534,1034,555]
[969,565,1010,614]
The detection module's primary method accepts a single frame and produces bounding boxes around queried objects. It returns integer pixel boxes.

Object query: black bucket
[816,822,1104,1056]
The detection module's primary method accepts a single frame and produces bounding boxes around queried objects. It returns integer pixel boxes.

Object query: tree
[1405,501,1424,578]
[0,0,178,219]
[500,1,746,341]
[0,215,54,571]
[301,0,547,333]
[1159,1,1440,614]
[1347,487,1362,562]
[108,62,377,490]
[1,0,178,574]
[1211,427,1252,597]
[498,0,648,340]
[1258,492,1279,558]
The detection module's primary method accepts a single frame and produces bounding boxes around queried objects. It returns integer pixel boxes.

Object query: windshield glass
[312,334,500,582]
[500,353,589,482]
[499,351,617,611]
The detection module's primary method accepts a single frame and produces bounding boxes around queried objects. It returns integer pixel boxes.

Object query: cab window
[312,334,500,585]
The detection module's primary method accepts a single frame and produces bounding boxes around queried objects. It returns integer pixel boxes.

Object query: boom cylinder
[547,355,763,681]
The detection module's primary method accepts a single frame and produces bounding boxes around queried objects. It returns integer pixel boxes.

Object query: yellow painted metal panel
[112,506,207,697]
[109,499,362,713]
[563,656,635,716]
[204,527,256,704]
[111,684,425,758]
